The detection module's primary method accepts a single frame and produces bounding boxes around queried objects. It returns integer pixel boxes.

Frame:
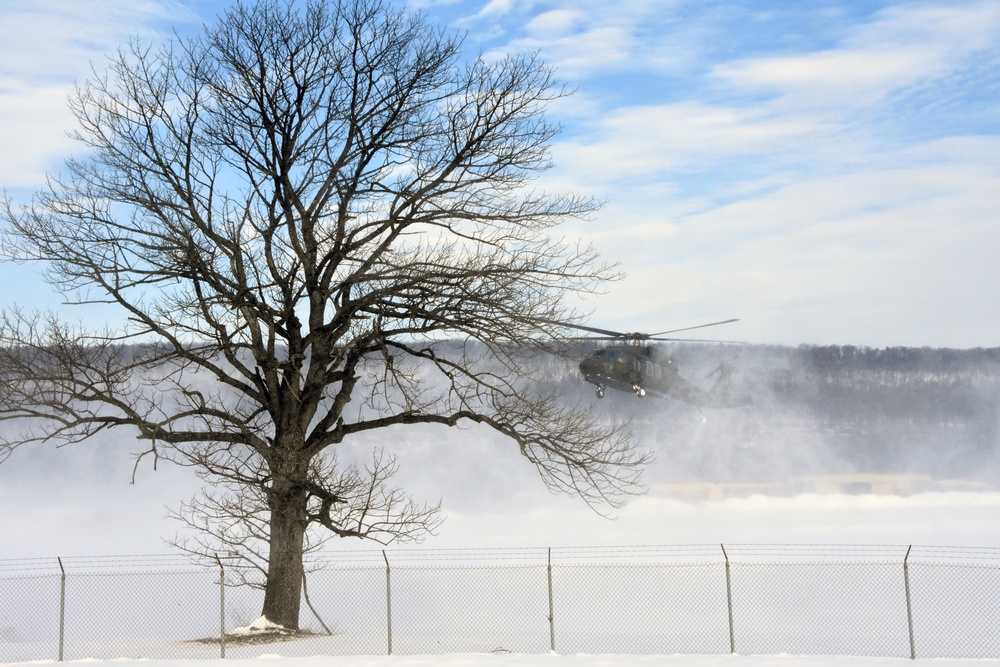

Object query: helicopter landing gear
[632,384,646,397]
[595,384,606,399]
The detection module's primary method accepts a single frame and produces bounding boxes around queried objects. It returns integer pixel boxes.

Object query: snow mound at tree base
[231,616,291,636]
[200,616,324,645]
[191,616,329,645]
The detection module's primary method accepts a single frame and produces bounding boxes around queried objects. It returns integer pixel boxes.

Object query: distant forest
[5,340,998,489]
[796,346,999,479]
[633,343,1000,486]
[769,345,1000,426]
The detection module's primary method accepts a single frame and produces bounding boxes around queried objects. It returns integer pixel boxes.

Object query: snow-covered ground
[4,653,1000,667]
[4,378,1000,667]
[5,422,1000,556]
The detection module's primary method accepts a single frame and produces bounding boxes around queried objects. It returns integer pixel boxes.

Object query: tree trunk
[261,482,309,630]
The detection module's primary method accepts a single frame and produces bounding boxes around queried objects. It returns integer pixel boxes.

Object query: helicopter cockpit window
[598,349,623,362]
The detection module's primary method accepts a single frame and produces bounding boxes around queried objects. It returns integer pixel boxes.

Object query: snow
[230,617,294,637]
[3,653,1000,667]
[3,354,1000,667]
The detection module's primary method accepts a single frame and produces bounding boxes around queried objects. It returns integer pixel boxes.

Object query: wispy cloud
[463,0,675,77]
[0,0,197,189]
[712,2,1000,109]
[552,102,837,186]
[1,0,996,346]
[520,1,1000,345]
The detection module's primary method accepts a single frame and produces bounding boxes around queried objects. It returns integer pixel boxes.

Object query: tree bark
[261,481,309,630]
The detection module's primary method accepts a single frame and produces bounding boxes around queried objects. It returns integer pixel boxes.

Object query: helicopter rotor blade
[646,336,745,344]
[538,317,739,341]
[646,319,739,338]
[537,320,630,339]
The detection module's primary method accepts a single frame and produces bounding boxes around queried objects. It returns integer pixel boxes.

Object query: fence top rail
[380,545,730,567]
[720,544,1000,565]
[0,553,204,576]
[369,544,1000,566]
[4,544,1000,575]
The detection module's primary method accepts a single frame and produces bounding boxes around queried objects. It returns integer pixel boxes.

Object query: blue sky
[1,0,998,347]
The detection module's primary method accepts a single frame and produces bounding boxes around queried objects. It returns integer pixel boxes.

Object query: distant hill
[572,342,1000,491]
[2,341,998,503]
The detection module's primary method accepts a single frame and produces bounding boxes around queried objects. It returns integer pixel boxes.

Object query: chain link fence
[2,545,999,662]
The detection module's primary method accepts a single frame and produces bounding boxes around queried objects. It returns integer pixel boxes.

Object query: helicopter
[556,318,751,408]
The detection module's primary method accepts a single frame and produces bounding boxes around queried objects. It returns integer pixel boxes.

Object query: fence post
[547,547,556,653]
[57,557,65,662]
[903,545,916,660]
[383,550,392,656]
[214,554,226,659]
[721,544,735,654]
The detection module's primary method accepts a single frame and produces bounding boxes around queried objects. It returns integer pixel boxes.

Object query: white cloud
[713,2,1000,108]
[460,0,519,23]
[488,24,635,77]
[527,2,1000,346]
[1,0,996,348]
[0,0,196,191]
[0,80,77,188]
[473,0,679,77]
[525,9,585,38]
[714,49,940,106]
[550,101,839,190]
[849,0,1000,52]
[578,136,1000,347]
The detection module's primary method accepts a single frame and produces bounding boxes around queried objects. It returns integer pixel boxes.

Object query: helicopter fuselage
[578,345,679,398]
[557,316,747,406]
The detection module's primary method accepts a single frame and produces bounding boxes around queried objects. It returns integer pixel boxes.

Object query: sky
[1,0,999,347]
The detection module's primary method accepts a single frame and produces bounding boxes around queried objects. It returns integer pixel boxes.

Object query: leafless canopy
[0,0,645,629]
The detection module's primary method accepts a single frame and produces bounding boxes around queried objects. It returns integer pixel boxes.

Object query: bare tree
[166,447,435,585]
[0,0,645,630]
